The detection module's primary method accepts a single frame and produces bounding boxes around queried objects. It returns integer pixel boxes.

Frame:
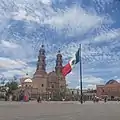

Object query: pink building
[96,80,120,99]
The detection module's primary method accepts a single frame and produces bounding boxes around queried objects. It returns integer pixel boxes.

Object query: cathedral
[19,45,66,100]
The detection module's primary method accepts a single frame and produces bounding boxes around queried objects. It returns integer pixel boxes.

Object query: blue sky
[0,0,120,89]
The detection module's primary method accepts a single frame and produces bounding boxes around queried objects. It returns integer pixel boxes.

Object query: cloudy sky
[0,0,120,89]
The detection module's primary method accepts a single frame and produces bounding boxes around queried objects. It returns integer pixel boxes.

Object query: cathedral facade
[20,45,66,100]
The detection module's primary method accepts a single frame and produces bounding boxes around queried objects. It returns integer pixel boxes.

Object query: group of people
[92,96,107,103]
[92,96,120,103]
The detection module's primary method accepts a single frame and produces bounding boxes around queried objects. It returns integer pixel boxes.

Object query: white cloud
[114,76,118,79]
[12,10,40,23]
[75,85,97,90]
[66,64,105,88]
[84,67,120,74]
[83,75,104,89]
[94,28,120,42]
[61,43,109,67]
[60,42,79,60]
[0,57,27,69]
[66,80,71,85]
[60,41,120,67]
[83,75,104,84]
[0,0,113,39]
[76,83,101,90]
[45,6,111,36]
[84,84,96,89]
[2,70,25,78]
[40,0,51,5]
[0,39,37,60]
[0,40,20,48]
[8,1,112,37]
[76,86,88,90]
[1,66,35,78]
[0,0,54,24]
[93,0,114,5]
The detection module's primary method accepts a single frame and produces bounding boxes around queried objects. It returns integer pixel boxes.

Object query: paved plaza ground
[0,101,120,120]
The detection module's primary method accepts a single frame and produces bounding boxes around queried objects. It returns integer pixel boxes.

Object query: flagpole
[79,44,83,104]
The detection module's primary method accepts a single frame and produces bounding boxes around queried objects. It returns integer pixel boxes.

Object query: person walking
[37,95,41,103]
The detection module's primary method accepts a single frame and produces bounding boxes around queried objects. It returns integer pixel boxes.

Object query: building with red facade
[96,80,120,99]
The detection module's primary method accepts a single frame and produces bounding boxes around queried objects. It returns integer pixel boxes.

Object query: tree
[0,74,6,85]
[5,75,19,91]
[5,81,18,92]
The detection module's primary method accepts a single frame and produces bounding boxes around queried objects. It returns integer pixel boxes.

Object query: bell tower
[55,49,66,92]
[55,50,63,75]
[33,45,46,77]
[33,45,47,93]
[36,45,46,72]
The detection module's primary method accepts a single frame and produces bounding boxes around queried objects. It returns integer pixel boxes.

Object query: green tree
[5,81,18,91]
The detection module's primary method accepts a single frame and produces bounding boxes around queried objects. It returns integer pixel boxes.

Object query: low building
[66,88,96,101]
[96,79,120,99]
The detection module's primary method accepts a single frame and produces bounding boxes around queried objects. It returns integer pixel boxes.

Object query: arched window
[102,89,104,93]
[41,84,44,87]
[52,84,54,88]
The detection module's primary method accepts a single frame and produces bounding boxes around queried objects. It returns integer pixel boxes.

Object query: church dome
[24,78,32,83]
[106,80,118,85]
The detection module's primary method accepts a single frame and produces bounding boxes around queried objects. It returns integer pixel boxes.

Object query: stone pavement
[0,101,120,120]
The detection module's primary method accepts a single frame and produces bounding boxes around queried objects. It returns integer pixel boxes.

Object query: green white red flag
[62,49,80,76]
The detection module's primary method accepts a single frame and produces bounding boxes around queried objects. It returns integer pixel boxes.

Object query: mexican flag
[62,49,80,76]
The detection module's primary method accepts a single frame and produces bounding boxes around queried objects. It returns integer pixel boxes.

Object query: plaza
[0,101,120,120]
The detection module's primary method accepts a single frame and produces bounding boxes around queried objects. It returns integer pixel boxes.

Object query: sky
[0,0,120,89]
